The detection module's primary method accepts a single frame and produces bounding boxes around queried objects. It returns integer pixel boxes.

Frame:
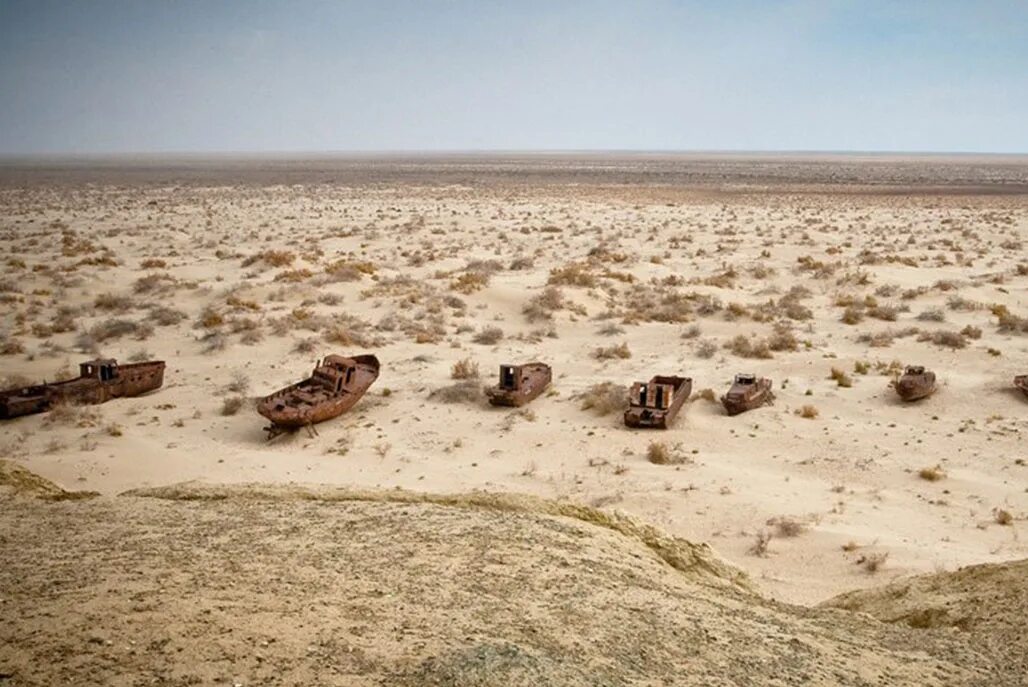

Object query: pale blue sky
[1,0,1025,154]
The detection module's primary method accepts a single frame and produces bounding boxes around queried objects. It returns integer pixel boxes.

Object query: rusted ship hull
[257,354,379,430]
[624,376,692,429]
[721,378,774,416]
[486,363,552,407]
[0,361,165,420]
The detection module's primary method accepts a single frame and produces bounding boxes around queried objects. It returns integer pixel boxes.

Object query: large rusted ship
[257,354,379,437]
[894,365,936,401]
[0,358,166,419]
[721,374,774,416]
[485,362,551,407]
[624,375,691,429]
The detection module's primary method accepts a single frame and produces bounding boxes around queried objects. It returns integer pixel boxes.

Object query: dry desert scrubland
[1,154,1027,685]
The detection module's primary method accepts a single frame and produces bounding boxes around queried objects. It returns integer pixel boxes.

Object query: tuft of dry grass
[429,380,483,404]
[829,367,853,388]
[767,516,807,538]
[993,508,1013,526]
[918,465,946,482]
[857,552,888,573]
[592,342,631,360]
[749,530,771,557]
[796,405,819,419]
[450,358,480,380]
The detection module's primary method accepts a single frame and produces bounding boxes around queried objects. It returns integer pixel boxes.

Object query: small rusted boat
[624,375,692,429]
[257,354,379,437]
[1014,375,1028,398]
[0,358,165,419]
[486,362,552,407]
[894,365,936,401]
[721,374,774,416]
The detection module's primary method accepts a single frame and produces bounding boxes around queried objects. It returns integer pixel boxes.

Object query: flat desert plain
[1,153,1027,608]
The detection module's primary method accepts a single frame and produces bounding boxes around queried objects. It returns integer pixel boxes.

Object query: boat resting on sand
[894,365,937,401]
[624,375,691,429]
[257,354,379,438]
[0,358,165,420]
[721,374,774,416]
[486,362,552,407]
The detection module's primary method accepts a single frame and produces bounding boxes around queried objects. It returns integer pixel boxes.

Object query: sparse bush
[646,441,688,465]
[94,293,135,312]
[749,530,771,557]
[918,465,946,482]
[695,339,718,359]
[858,552,888,573]
[429,380,483,404]
[472,326,504,345]
[917,308,946,322]
[579,382,627,415]
[993,508,1013,526]
[767,516,806,538]
[829,367,852,388]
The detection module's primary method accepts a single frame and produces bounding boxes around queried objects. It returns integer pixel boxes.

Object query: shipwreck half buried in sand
[721,374,775,416]
[894,365,937,401]
[485,362,552,407]
[257,354,379,437]
[0,358,166,420]
[624,375,691,429]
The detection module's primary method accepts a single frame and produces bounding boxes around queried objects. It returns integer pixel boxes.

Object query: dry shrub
[579,382,627,415]
[523,286,566,322]
[857,552,888,573]
[767,323,799,352]
[695,388,717,403]
[919,330,968,349]
[726,335,772,359]
[694,339,718,359]
[451,358,479,380]
[0,338,26,356]
[105,423,123,437]
[749,530,771,557]
[646,441,688,465]
[221,396,246,416]
[148,306,187,326]
[139,258,167,269]
[429,380,482,404]
[767,516,806,538]
[840,306,864,325]
[274,268,313,283]
[243,250,295,268]
[548,261,598,288]
[993,508,1013,526]
[82,318,150,344]
[472,326,504,345]
[450,271,490,294]
[960,325,982,340]
[829,367,852,388]
[592,342,631,360]
[917,308,946,322]
[292,337,319,354]
[918,465,946,482]
[133,273,178,294]
[796,404,819,419]
[94,293,135,312]
[867,304,900,321]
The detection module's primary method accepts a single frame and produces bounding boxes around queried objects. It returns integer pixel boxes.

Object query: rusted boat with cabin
[1013,375,1028,399]
[257,354,379,437]
[486,362,552,407]
[894,365,936,401]
[624,375,691,429]
[721,374,774,416]
[0,358,165,419]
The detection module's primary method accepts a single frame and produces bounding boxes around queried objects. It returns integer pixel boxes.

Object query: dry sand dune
[0,155,1025,617]
[0,465,1025,686]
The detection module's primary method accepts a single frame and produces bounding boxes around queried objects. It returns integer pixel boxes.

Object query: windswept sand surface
[1,471,1025,686]
[0,155,1026,605]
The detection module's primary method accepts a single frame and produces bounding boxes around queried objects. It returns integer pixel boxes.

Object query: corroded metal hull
[721,377,774,416]
[0,360,165,419]
[624,375,691,429]
[486,362,551,407]
[257,354,379,429]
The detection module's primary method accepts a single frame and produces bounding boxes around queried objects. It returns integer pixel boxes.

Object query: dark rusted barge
[486,362,552,407]
[624,375,691,429]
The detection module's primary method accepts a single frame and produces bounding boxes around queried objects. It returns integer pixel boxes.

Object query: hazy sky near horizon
[1,0,1026,154]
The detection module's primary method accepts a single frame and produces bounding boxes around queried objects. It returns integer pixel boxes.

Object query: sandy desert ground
[0,154,1026,612]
